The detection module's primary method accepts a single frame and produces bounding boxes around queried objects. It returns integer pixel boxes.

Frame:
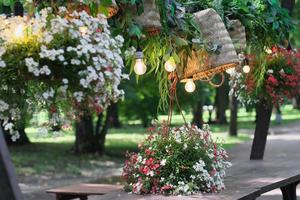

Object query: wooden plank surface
[47,184,123,195]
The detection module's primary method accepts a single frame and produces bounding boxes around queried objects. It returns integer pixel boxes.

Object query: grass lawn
[9,104,300,178]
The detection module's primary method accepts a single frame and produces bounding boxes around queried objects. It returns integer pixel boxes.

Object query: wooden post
[0,127,23,200]
[250,101,273,160]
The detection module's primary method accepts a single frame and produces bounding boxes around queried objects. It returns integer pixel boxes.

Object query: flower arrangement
[229,47,300,107]
[0,7,127,138]
[122,122,231,195]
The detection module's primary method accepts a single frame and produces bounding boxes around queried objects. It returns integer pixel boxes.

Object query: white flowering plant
[122,122,231,195]
[0,7,127,138]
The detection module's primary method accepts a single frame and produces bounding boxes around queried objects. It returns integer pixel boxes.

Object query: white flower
[183,143,188,150]
[149,171,154,177]
[58,55,65,62]
[62,78,69,84]
[42,88,55,99]
[160,159,167,166]
[267,69,274,74]
[0,60,6,68]
[73,91,84,102]
[193,160,206,172]
[4,122,14,131]
[0,100,9,112]
[40,65,51,75]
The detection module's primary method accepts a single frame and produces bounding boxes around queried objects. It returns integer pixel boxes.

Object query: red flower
[145,158,154,166]
[267,75,279,86]
[139,166,150,175]
[145,149,155,156]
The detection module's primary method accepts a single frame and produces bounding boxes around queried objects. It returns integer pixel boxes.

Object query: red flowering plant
[229,47,300,107]
[122,122,231,195]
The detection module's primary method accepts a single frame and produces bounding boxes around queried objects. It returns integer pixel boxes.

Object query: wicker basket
[134,0,162,35]
[228,20,247,54]
[179,9,239,81]
[107,0,119,18]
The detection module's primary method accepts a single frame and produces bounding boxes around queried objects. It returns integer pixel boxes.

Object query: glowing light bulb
[185,79,196,93]
[164,57,176,72]
[134,59,147,75]
[226,68,235,75]
[243,65,250,74]
[79,26,88,35]
[15,24,24,38]
[264,47,273,54]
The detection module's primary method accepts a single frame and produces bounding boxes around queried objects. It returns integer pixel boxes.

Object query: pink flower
[161,185,173,192]
[145,149,155,156]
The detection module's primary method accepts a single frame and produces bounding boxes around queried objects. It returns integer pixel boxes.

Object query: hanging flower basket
[179,9,239,82]
[228,20,247,54]
[134,0,162,36]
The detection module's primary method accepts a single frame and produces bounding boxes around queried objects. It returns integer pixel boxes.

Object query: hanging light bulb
[164,57,176,72]
[134,48,147,75]
[15,24,24,38]
[243,58,250,74]
[226,67,235,75]
[243,65,250,73]
[185,79,196,93]
[79,26,88,35]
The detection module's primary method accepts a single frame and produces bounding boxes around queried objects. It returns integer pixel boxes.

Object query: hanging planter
[178,9,239,83]
[67,1,91,16]
[107,0,119,18]
[134,0,162,36]
[228,20,247,54]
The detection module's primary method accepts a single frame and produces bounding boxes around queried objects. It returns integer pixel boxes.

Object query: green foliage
[119,76,160,127]
[291,0,300,47]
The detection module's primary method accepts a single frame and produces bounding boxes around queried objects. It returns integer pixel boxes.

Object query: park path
[22,121,300,200]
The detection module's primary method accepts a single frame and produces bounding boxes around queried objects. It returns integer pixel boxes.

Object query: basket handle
[208,73,225,88]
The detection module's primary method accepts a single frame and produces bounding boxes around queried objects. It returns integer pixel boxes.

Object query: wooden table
[46,184,123,200]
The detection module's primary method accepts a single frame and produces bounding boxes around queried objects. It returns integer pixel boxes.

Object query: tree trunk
[97,109,111,155]
[74,113,95,154]
[108,103,121,128]
[192,101,203,128]
[229,96,238,137]
[74,106,113,155]
[250,101,273,160]
[281,0,295,14]
[215,81,228,124]
[293,96,300,109]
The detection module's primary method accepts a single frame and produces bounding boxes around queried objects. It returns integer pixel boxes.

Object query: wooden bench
[239,174,300,200]
[46,184,123,200]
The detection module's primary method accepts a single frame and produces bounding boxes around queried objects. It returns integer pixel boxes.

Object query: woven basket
[228,20,247,54]
[134,0,162,35]
[107,0,119,18]
[179,9,239,81]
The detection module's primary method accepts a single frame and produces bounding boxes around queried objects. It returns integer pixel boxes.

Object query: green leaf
[98,4,109,16]
[100,0,113,7]
[128,24,143,38]
[172,52,180,63]
[175,37,188,47]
